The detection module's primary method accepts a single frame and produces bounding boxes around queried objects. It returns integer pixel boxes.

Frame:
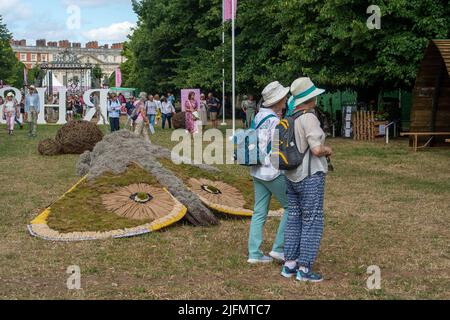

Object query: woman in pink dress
[184,91,199,134]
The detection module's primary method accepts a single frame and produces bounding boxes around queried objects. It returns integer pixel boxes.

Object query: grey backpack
[273,109,315,173]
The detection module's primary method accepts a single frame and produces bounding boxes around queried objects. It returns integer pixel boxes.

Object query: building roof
[433,40,450,77]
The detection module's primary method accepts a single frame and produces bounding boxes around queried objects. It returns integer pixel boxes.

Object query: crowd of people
[105,91,177,140]
[0,86,230,138]
[104,91,225,136]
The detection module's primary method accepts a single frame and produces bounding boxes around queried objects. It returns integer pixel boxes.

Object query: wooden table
[400,132,450,152]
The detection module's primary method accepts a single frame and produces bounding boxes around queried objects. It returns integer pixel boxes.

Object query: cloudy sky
[0,0,137,44]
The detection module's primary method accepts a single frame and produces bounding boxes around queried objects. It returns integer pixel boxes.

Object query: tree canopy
[0,15,24,87]
[122,0,450,97]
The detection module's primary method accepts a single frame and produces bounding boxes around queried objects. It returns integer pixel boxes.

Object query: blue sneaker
[281,265,298,278]
[296,269,323,282]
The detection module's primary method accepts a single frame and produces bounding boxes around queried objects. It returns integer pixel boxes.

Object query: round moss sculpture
[55,121,103,154]
[38,138,62,156]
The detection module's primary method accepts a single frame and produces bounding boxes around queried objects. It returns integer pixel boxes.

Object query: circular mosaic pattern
[102,183,176,221]
[188,178,251,216]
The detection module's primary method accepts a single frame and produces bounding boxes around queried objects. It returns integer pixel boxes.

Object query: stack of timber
[352,111,375,141]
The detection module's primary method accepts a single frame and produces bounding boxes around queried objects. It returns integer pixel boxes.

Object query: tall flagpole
[221,0,226,126]
[231,0,236,135]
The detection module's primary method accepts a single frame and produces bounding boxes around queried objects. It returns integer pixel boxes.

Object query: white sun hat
[7,92,15,97]
[261,81,290,107]
[288,77,325,111]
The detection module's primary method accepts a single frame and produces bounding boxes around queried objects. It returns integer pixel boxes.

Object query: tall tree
[274,0,450,98]
[0,15,23,87]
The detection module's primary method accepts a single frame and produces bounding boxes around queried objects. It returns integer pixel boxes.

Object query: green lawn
[0,122,449,299]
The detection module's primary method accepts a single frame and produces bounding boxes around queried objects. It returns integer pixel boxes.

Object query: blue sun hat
[287,77,325,116]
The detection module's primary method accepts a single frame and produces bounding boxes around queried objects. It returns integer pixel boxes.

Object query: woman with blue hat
[281,77,333,282]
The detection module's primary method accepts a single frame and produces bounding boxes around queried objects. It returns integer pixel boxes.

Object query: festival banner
[115,67,122,87]
[181,89,201,112]
[223,0,237,21]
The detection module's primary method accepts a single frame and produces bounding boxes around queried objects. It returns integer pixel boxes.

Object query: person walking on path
[134,94,150,142]
[207,92,220,129]
[240,95,248,128]
[25,85,40,137]
[199,93,208,128]
[154,94,162,126]
[108,93,121,132]
[2,92,20,135]
[124,95,136,130]
[242,94,257,128]
[281,77,333,282]
[160,96,176,129]
[185,91,199,134]
[248,81,290,264]
[168,92,175,107]
[146,94,157,134]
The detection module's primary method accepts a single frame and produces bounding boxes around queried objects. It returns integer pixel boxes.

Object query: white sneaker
[247,255,273,264]
[269,251,285,262]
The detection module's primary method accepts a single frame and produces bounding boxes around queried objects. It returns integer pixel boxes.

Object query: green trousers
[28,110,38,136]
[248,175,289,259]
[246,109,255,128]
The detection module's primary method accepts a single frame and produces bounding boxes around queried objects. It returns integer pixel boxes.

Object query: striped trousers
[284,173,325,269]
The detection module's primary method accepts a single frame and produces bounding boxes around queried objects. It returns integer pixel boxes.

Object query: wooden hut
[409,40,450,145]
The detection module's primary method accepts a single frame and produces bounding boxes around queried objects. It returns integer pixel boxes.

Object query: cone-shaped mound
[75,130,219,226]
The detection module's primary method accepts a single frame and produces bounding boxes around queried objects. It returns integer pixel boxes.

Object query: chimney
[86,41,99,49]
[112,43,124,50]
[36,39,46,47]
[19,39,27,46]
[58,40,71,48]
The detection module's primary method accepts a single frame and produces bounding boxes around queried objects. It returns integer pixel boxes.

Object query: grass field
[0,122,449,300]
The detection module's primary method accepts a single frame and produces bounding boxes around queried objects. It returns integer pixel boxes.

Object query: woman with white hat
[281,77,333,282]
[2,92,19,135]
[247,81,290,264]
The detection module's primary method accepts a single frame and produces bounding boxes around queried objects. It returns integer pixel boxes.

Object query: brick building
[10,39,126,87]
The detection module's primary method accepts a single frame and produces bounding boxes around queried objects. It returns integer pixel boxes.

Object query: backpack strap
[255,114,277,129]
[291,108,315,120]
[291,109,316,176]
[258,114,277,153]
[308,148,312,177]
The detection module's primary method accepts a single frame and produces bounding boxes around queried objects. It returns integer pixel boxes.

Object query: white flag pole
[221,0,227,126]
[231,0,236,135]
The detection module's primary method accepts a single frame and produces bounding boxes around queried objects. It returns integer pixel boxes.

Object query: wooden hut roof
[433,40,450,76]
